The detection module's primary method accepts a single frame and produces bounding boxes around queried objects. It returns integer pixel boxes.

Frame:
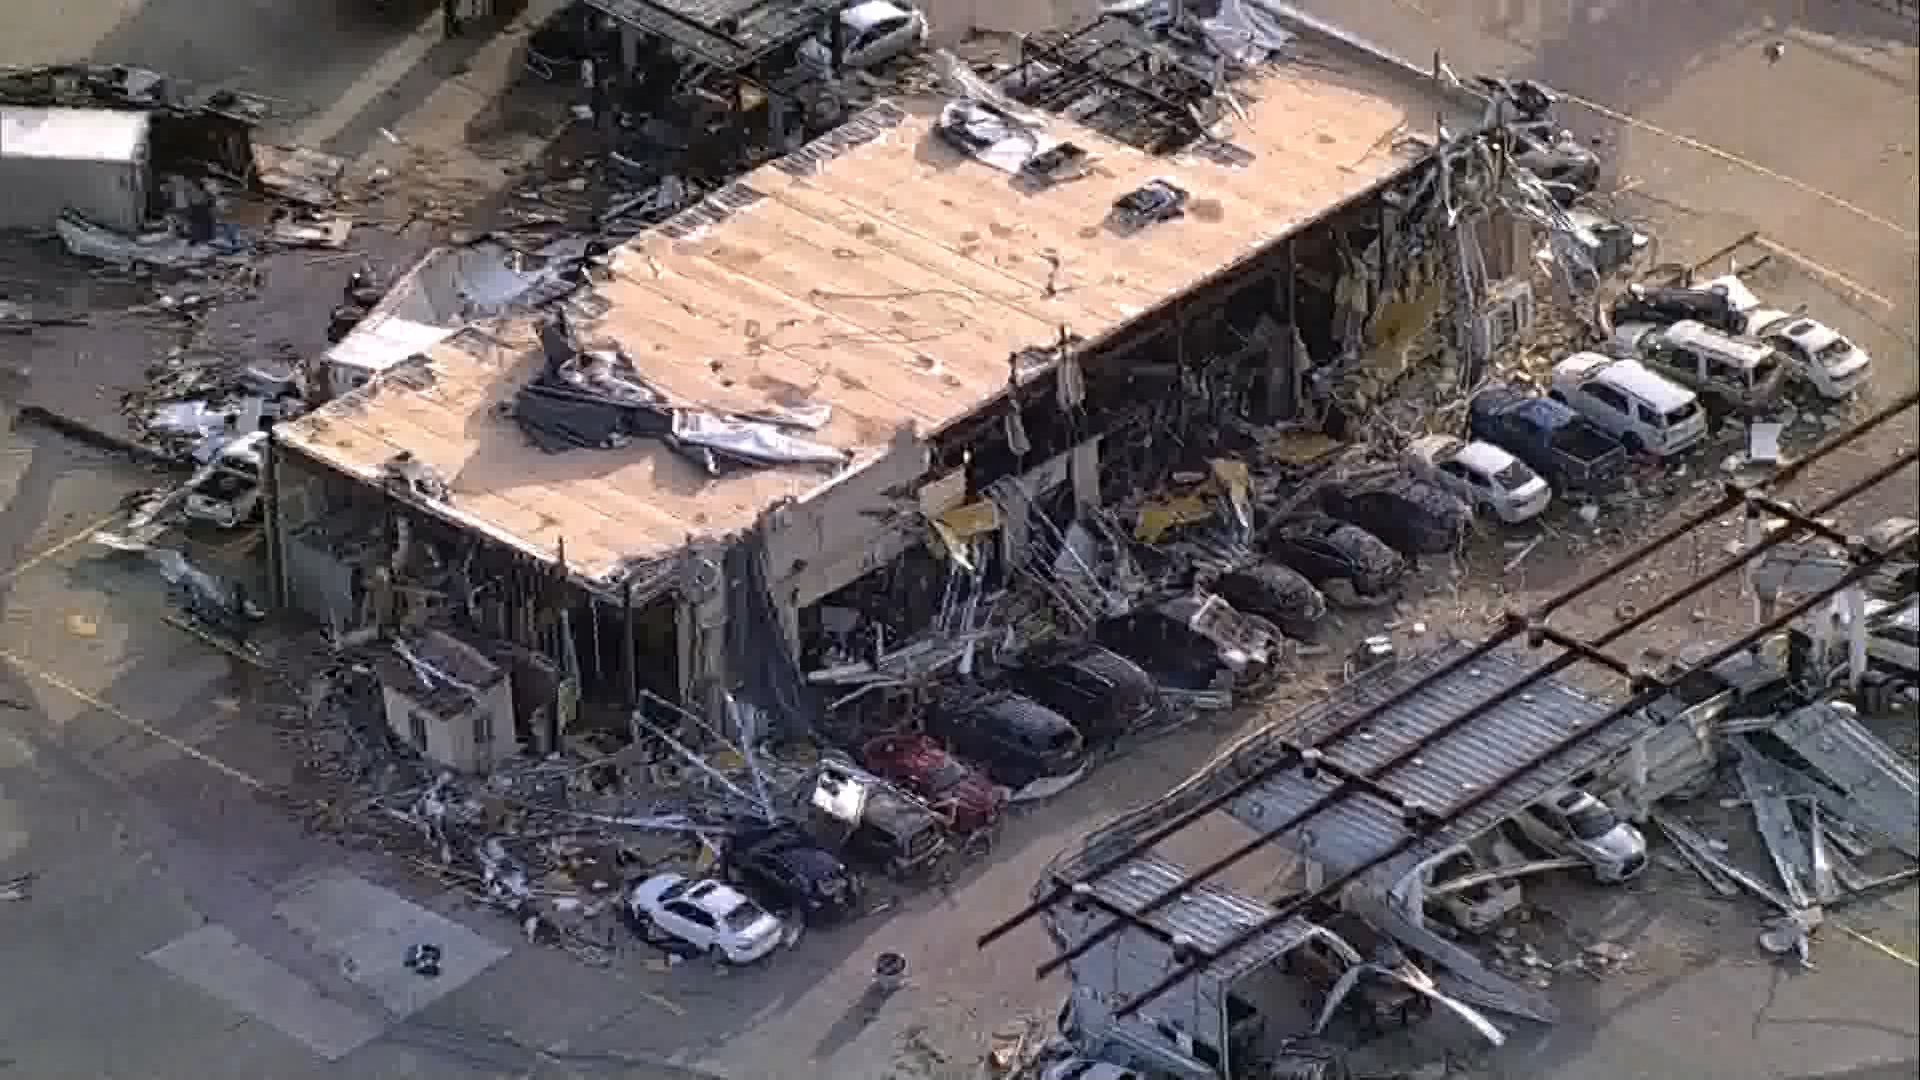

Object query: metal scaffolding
[979,388,1918,1019]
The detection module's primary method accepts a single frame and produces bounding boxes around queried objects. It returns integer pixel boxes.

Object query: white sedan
[797,1,928,74]
[627,873,785,964]
[1702,274,1871,399]
[1406,435,1552,524]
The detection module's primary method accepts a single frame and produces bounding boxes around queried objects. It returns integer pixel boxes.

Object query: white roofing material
[0,106,149,163]
[1452,439,1521,477]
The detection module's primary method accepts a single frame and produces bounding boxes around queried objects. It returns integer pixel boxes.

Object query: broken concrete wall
[762,425,930,632]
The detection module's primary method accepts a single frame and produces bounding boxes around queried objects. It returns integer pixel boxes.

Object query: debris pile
[1646,702,1917,967]
[511,311,852,473]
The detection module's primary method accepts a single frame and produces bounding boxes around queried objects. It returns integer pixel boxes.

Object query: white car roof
[1701,274,1762,313]
[1453,439,1522,476]
[1562,353,1697,413]
[1659,320,1776,367]
[686,879,753,917]
[1554,350,1613,380]
[1756,312,1843,350]
[842,0,913,31]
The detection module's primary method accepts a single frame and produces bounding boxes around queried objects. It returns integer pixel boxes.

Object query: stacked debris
[0,62,266,176]
[511,311,852,475]
[1647,703,1917,966]
[282,649,826,965]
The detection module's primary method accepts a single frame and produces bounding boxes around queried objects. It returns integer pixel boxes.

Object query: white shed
[0,107,151,233]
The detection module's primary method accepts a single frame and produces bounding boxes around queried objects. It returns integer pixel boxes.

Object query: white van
[1613,319,1786,413]
[1550,352,1709,458]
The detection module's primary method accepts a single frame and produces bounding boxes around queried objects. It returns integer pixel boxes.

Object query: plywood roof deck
[278,54,1471,585]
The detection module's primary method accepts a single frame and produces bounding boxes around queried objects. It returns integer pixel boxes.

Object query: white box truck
[0,106,151,233]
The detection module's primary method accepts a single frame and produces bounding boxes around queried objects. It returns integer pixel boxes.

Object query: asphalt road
[1,2,1916,1079]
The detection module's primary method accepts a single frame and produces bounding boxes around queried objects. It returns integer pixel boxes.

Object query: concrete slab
[146,923,386,1061]
[274,870,510,1019]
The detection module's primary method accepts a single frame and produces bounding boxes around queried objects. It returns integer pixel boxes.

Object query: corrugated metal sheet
[1052,853,1324,1080]
[1772,701,1919,857]
[1226,641,1642,885]
[1082,853,1321,978]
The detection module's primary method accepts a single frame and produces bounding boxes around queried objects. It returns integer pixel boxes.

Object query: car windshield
[656,879,691,903]
[721,898,767,933]
[1492,461,1533,490]
[1663,400,1701,424]
[1564,802,1618,841]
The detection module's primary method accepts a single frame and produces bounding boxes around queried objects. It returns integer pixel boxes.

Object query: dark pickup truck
[1469,385,1628,492]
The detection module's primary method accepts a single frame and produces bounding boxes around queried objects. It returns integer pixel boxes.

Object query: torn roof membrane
[279,50,1475,585]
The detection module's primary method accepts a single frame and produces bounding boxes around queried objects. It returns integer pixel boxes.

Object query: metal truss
[979,389,1918,1018]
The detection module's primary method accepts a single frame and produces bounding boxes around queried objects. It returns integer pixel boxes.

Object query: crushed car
[1005,643,1170,748]
[1610,319,1787,418]
[1096,593,1284,699]
[1404,435,1552,525]
[1262,514,1405,599]
[181,431,267,529]
[1317,473,1471,555]
[1209,562,1328,640]
[809,759,953,880]
[1609,284,1743,336]
[1550,352,1708,457]
[1467,384,1628,493]
[724,823,863,924]
[1505,788,1648,883]
[860,733,1006,833]
[926,691,1087,798]
[1703,273,1873,399]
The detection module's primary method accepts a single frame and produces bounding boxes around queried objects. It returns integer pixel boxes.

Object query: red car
[860,734,1006,833]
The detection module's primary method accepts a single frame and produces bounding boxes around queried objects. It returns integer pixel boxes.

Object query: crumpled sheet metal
[670,411,849,469]
[55,211,224,268]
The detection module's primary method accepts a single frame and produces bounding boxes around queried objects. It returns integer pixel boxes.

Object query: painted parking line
[1837,923,1920,970]
[293,10,448,149]
[0,508,124,585]
[1556,90,1920,245]
[0,647,267,791]
[1749,234,1899,312]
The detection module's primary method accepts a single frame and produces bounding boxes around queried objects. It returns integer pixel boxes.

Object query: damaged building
[1039,642,1643,1078]
[263,18,1529,760]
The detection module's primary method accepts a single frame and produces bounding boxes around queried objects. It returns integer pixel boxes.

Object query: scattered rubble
[0,873,31,902]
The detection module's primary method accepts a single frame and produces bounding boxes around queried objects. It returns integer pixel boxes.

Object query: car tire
[709,945,729,965]
[1548,389,1566,403]
[1621,432,1644,454]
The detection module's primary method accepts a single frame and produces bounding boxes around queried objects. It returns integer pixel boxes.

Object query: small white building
[0,107,151,232]
[378,630,520,774]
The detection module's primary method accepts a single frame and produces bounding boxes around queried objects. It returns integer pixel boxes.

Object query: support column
[263,434,286,609]
[1070,437,1101,509]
